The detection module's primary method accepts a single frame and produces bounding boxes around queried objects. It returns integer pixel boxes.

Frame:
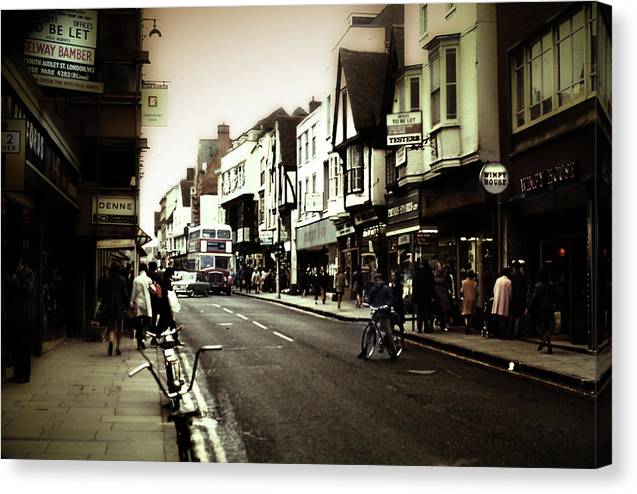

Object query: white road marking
[252,321,267,330]
[212,303,220,308]
[236,313,249,320]
[407,369,437,376]
[222,308,234,314]
[263,300,329,319]
[178,353,227,463]
[272,331,294,343]
[217,323,233,326]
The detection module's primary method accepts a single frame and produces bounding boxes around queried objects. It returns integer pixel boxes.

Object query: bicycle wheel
[389,323,405,360]
[360,322,377,360]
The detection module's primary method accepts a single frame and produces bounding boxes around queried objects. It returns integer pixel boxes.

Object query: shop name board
[520,161,577,194]
[386,111,422,146]
[23,10,102,93]
[336,222,355,237]
[297,219,337,250]
[387,191,420,223]
[259,230,274,245]
[305,192,323,212]
[92,196,136,224]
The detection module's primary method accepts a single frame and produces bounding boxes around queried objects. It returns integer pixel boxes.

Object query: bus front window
[215,256,229,270]
[217,229,231,239]
[201,255,214,269]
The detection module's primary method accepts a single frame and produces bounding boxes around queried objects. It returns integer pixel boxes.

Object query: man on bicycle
[360,272,396,356]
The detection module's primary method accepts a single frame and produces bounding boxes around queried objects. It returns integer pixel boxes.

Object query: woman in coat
[102,261,129,356]
[433,262,452,331]
[460,271,478,334]
[526,269,557,354]
[351,266,363,308]
[129,262,153,350]
[492,268,513,338]
[334,267,347,310]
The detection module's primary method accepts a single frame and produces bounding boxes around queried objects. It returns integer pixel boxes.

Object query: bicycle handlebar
[128,345,223,399]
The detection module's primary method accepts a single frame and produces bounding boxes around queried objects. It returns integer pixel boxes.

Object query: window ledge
[445,6,457,19]
[513,94,595,135]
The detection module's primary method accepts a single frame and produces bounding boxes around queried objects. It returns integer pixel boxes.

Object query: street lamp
[142,18,162,39]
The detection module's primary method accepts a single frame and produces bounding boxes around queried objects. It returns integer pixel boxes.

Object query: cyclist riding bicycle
[358,271,396,357]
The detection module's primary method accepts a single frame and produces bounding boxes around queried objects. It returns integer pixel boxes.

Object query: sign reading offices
[92,196,136,225]
[142,82,169,127]
[23,10,103,93]
[386,112,422,146]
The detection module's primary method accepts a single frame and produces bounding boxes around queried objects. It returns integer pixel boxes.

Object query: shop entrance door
[540,237,587,344]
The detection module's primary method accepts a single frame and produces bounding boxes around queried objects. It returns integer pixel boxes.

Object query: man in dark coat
[102,261,129,356]
[8,259,35,383]
[412,260,434,333]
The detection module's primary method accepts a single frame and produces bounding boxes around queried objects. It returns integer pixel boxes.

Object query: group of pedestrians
[236,265,277,294]
[299,266,332,305]
[97,260,178,356]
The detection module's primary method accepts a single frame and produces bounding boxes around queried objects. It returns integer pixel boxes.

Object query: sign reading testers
[23,10,103,93]
[386,112,422,146]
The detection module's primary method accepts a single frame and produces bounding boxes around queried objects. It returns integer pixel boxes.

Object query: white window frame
[311,124,317,158]
[420,4,428,38]
[346,144,363,194]
[429,43,458,128]
[511,4,611,131]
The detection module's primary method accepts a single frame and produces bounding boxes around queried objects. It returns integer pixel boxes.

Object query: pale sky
[140,2,385,236]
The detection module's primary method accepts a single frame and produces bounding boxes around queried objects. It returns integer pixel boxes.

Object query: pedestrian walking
[157,267,176,332]
[352,266,363,308]
[96,266,110,339]
[509,261,526,338]
[310,267,320,305]
[319,266,329,304]
[412,260,434,333]
[526,269,558,354]
[252,267,262,294]
[101,261,129,356]
[433,262,452,331]
[8,258,35,383]
[129,263,154,350]
[148,261,161,331]
[389,270,405,332]
[492,268,513,338]
[460,270,479,334]
[335,267,346,309]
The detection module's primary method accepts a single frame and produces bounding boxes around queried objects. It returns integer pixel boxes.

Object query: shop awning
[386,219,420,237]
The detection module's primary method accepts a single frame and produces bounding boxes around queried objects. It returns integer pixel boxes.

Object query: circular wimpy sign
[480,162,509,194]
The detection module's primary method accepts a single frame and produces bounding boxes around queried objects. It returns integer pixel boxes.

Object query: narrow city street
[176,294,608,467]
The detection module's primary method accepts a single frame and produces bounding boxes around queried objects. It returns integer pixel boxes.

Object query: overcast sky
[140,2,385,236]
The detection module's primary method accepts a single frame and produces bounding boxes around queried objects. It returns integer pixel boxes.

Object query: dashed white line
[252,321,267,330]
[236,313,249,320]
[222,308,234,314]
[272,331,294,343]
[212,303,220,308]
[217,322,233,327]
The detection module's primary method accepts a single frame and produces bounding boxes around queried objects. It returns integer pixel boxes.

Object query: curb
[233,290,609,396]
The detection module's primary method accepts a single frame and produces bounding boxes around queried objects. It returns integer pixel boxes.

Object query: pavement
[1,337,179,461]
[233,289,612,395]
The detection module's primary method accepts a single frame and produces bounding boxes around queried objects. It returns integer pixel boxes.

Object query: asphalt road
[175,293,610,467]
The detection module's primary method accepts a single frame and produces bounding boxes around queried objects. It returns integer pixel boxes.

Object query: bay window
[429,45,457,126]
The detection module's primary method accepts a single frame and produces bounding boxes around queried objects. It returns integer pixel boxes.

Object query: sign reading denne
[92,196,136,225]
[23,10,102,93]
[386,112,422,146]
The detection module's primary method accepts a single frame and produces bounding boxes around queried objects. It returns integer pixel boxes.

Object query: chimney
[218,123,230,138]
[309,96,321,114]
[186,167,195,181]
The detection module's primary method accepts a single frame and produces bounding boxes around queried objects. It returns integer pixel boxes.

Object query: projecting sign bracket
[410,133,438,158]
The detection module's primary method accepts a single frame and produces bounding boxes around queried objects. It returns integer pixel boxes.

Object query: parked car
[172,270,210,297]
[203,267,233,296]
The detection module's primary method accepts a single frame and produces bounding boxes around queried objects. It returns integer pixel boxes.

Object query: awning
[386,218,420,237]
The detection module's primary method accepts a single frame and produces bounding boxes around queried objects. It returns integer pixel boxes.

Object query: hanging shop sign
[142,81,169,127]
[23,10,103,93]
[386,111,422,146]
[92,195,136,225]
[335,221,355,238]
[479,162,509,194]
[354,209,378,226]
[396,146,407,166]
[259,230,274,246]
[519,160,578,194]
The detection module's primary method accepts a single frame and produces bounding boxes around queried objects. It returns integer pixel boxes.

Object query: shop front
[505,130,611,351]
[296,218,338,291]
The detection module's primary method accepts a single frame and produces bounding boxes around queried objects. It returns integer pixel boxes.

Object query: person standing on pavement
[252,267,262,294]
[319,266,329,304]
[148,261,161,331]
[412,260,434,333]
[526,269,558,354]
[509,261,526,338]
[433,262,452,332]
[492,268,513,338]
[129,263,153,350]
[351,266,363,308]
[102,261,129,356]
[335,267,347,310]
[157,267,177,331]
[310,267,320,305]
[8,258,35,383]
[460,270,479,335]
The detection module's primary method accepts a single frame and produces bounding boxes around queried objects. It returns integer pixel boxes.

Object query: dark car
[172,270,210,297]
[203,268,233,296]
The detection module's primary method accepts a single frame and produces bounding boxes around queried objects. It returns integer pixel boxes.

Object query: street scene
[2,2,612,469]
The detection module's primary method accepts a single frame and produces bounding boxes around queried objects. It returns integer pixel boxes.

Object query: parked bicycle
[360,304,405,360]
[128,342,223,461]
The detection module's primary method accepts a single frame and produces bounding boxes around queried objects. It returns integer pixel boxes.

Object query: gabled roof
[276,115,306,168]
[251,107,289,132]
[338,48,388,131]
